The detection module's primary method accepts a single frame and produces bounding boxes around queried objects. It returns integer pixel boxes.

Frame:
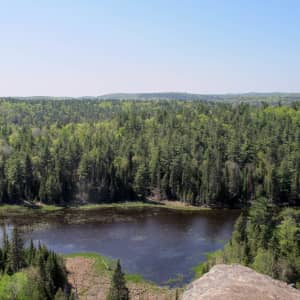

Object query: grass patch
[77,201,209,212]
[125,273,145,284]
[64,252,158,287]
[38,204,63,212]
[193,250,224,279]
[78,202,156,210]
[193,262,207,279]
[64,252,115,275]
[64,252,182,298]
[0,205,33,219]
[0,201,212,217]
[0,204,29,212]
[0,203,63,214]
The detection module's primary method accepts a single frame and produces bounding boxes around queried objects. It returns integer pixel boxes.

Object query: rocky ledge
[183,264,300,300]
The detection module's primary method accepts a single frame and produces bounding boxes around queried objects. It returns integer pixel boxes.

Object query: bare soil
[66,256,182,300]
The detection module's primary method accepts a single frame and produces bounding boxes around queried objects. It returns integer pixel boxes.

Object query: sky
[1,0,300,96]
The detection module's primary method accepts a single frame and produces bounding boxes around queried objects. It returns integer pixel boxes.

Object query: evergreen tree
[133,163,150,199]
[0,99,300,207]
[24,154,34,200]
[2,226,9,270]
[106,260,129,300]
[26,239,36,265]
[37,250,52,299]
[0,226,69,299]
[200,200,300,286]
[175,289,179,300]
[7,227,26,273]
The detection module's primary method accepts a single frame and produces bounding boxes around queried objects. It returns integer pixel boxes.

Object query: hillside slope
[183,264,300,300]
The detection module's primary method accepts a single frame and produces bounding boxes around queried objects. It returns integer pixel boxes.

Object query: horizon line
[2,91,300,98]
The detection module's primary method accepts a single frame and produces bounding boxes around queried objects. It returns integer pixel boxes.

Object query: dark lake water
[15,208,239,286]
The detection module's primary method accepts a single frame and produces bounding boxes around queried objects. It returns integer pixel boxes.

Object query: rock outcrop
[183,264,300,300]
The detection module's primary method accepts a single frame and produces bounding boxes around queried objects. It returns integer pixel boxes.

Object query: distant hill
[98,92,205,100]
[98,92,300,103]
[3,92,300,103]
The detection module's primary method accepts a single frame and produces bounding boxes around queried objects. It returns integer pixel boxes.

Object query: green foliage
[64,252,114,275]
[54,289,67,300]
[199,200,300,287]
[124,273,144,284]
[7,227,26,274]
[193,250,224,278]
[277,216,298,257]
[0,227,69,300]
[133,163,150,199]
[0,99,299,207]
[106,260,129,300]
[252,248,276,277]
[0,272,31,300]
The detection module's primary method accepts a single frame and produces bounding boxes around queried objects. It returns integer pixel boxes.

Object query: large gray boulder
[183,264,300,300]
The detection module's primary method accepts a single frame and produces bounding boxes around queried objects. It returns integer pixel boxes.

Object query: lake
[3,207,239,286]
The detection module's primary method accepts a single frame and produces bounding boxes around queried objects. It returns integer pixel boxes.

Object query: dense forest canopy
[98,92,300,103]
[0,98,299,206]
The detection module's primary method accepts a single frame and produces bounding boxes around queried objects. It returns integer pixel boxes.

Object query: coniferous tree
[200,199,300,286]
[133,163,150,199]
[27,239,36,265]
[24,154,34,200]
[0,99,300,207]
[106,260,129,300]
[7,227,26,273]
[175,289,179,300]
[2,226,9,270]
[0,225,69,299]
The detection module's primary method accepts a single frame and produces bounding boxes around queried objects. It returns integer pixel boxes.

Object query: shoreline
[0,200,238,215]
[0,202,236,298]
[0,201,241,225]
[64,251,183,299]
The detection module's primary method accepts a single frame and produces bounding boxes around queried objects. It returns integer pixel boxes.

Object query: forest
[0,227,70,299]
[198,198,300,288]
[0,98,299,207]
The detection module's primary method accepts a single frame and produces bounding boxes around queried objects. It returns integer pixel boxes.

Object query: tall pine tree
[106,260,129,300]
[7,227,26,274]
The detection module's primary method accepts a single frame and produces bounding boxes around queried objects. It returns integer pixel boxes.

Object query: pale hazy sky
[1,0,300,96]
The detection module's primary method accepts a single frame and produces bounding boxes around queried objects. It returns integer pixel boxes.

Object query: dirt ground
[65,256,182,300]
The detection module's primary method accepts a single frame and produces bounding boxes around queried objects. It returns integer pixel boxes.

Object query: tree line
[0,99,299,206]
